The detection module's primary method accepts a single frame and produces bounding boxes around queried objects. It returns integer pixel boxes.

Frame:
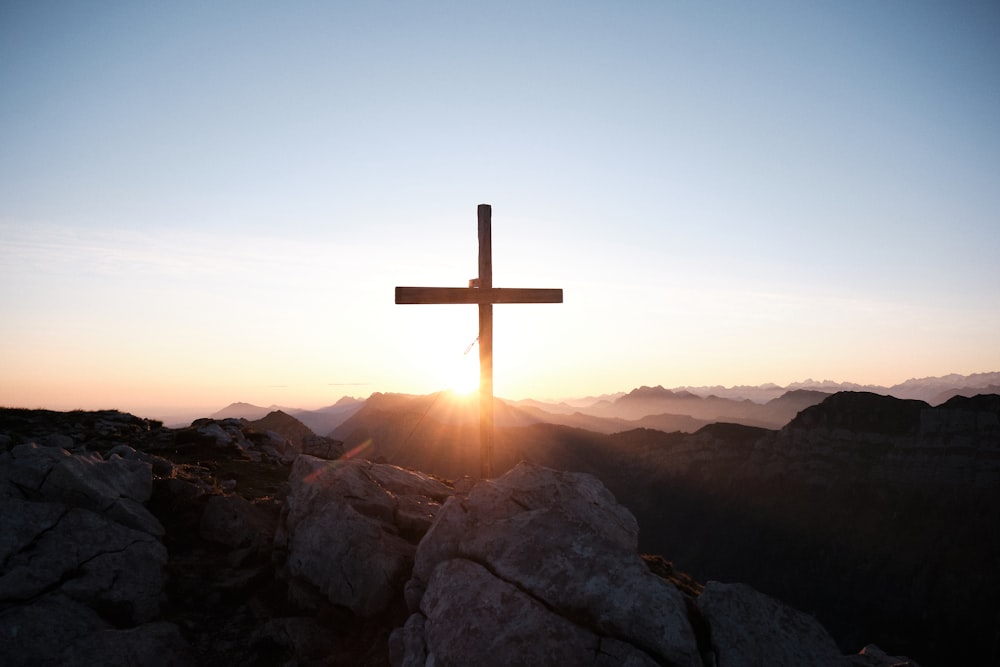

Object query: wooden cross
[395,204,563,478]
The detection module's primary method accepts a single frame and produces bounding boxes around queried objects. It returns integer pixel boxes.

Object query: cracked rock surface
[276,456,454,617]
[396,462,702,667]
[0,422,185,666]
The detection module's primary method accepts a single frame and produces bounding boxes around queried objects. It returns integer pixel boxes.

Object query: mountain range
[210,371,1000,438]
[210,395,364,434]
[5,370,998,663]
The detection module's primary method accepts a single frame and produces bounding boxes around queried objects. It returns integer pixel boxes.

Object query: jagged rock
[0,497,167,624]
[848,644,922,667]
[190,420,237,447]
[398,462,701,667]
[0,409,164,457]
[251,429,299,464]
[2,442,162,536]
[301,433,345,460]
[277,456,453,616]
[417,558,661,666]
[0,436,170,666]
[177,415,333,465]
[697,581,846,667]
[199,492,275,549]
[108,443,175,476]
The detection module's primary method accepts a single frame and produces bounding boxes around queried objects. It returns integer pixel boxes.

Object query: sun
[448,354,480,396]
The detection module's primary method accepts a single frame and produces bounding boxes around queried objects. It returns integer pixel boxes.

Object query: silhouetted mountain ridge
[787,391,927,435]
[213,399,364,435]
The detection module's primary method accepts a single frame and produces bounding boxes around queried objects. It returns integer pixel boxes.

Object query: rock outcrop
[276,456,454,616]
[177,415,343,465]
[697,581,845,666]
[0,407,937,666]
[0,422,191,665]
[395,462,702,666]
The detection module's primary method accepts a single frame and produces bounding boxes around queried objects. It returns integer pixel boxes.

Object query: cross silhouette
[395,204,563,478]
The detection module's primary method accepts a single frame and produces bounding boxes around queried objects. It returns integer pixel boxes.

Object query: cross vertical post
[477,204,494,478]
[395,204,563,479]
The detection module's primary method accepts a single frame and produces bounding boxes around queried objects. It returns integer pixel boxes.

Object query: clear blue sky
[2,1,998,418]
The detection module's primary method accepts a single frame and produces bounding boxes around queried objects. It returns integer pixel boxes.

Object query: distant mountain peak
[334,396,363,406]
[212,402,272,420]
[250,410,314,441]
[224,401,260,410]
[622,385,673,400]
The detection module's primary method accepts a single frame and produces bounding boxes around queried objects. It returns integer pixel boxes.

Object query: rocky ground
[0,407,922,666]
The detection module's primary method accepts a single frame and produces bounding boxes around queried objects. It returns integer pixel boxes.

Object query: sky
[2,1,999,420]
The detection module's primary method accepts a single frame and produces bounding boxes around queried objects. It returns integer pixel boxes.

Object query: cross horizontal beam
[395,286,563,305]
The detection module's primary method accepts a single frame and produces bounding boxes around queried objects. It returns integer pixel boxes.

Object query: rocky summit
[1,407,926,665]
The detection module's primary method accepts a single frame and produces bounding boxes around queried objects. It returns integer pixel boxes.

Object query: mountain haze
[213,398,363,435]
[208,372,998,438]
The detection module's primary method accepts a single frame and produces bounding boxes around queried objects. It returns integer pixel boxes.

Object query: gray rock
[420,558,615,667]
[108,444,175,477]
[0,498,65,566]
[697,581,847,667]
[5,443,71,493]
[402,462,700,667]
[0,432,173,665]
[0,498,166,624]
[389,612,427,667]
[407,558,663,667]
[200,493,275,549]
[301,434,345,460]
[4,443,162,535]
[0,593,109,667]
[195,422,233,447]
[278,456,453,616]
[284,496,414,615]
[103,495,165,536]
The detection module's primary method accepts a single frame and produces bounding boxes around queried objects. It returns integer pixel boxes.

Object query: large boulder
[276,456,453,616]
[415,558,660,666]
[0,497,167,624]
[0,593,112,667]
[395,462,702,667]
[697,581,847,667]
[2,442,162,536]
[0,440,186,666]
